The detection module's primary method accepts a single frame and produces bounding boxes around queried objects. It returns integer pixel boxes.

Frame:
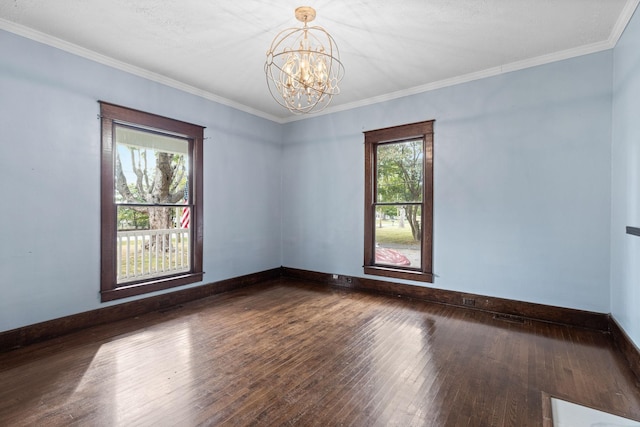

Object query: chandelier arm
[268,53,342,93]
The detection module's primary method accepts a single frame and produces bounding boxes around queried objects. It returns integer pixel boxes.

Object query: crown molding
[610,0,640,45]
[3,0,639,126]
[0,18,282,123]
[281,40,618,123]
[282,0,640,124]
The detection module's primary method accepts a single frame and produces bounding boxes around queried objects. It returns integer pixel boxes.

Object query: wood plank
[282,267,610,330]
[0,268,281,352]
[0,279,638,426]
[610,315,640,382]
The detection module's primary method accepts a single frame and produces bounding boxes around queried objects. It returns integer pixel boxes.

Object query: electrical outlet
[332,274,338,279]
[462,298,475,307]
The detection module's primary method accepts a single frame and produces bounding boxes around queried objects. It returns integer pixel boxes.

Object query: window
[364,120,434,282]
[100,102,204,301]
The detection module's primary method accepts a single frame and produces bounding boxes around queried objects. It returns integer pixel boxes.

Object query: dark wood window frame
[99,102,204,302]
[364,120,434,283]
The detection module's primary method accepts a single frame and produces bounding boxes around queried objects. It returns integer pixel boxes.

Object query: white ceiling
[1,0,638,123]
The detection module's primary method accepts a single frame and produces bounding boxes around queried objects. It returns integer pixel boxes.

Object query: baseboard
[3,266,624,360]
[281,267,610,331]
[609,316,640,383]
[0,267,281,352]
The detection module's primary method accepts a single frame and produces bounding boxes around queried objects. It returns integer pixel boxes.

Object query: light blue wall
[612,6,640,348]
[0,30,283,332]
[282,51,613,313]
[0,24,629,336]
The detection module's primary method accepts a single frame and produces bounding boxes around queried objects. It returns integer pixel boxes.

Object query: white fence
[117,228,190,283]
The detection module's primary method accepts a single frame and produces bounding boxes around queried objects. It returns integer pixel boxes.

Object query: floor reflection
[74,320,195,425]
[365,310,440,425]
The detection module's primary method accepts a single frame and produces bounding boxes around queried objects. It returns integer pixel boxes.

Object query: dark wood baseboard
[282,267,640,383]
[0,268,281,352]
[281,267,610,331]
[609,316,640,383]
[5,264,639,383]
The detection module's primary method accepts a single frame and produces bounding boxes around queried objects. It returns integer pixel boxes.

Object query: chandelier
[265,6,345,114]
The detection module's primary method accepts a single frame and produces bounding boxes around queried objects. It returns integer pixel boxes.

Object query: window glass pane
[114,125,191,284]
[115,125,189,205]
[376,139,423,203]
[117,206,149,230]
[117,206,190,283]
[374,205,421,269]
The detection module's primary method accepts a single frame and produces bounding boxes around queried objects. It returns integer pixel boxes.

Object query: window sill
[101,272,204,302]
[364,266,433,283]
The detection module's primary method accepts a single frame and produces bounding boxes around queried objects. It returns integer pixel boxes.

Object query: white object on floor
[551,397,640,427]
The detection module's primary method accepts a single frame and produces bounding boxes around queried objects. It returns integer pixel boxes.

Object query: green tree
[117,203,150,230]
[115,147,187,249]
[376,140,423,241]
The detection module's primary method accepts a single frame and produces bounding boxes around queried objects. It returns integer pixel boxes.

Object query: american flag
[180,184,190,229]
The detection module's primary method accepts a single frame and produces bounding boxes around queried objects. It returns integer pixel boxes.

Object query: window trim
[363,120,434,283]
[99,102,204,302]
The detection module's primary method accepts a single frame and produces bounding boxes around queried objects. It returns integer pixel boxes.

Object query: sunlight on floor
[74,320,196,425]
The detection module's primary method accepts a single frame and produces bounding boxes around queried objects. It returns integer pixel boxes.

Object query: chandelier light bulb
[265,6,345,114]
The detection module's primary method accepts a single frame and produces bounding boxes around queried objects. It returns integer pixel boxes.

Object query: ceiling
[1,0,638,123]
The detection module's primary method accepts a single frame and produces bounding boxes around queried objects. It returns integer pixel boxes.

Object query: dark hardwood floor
[1,279,639,426]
